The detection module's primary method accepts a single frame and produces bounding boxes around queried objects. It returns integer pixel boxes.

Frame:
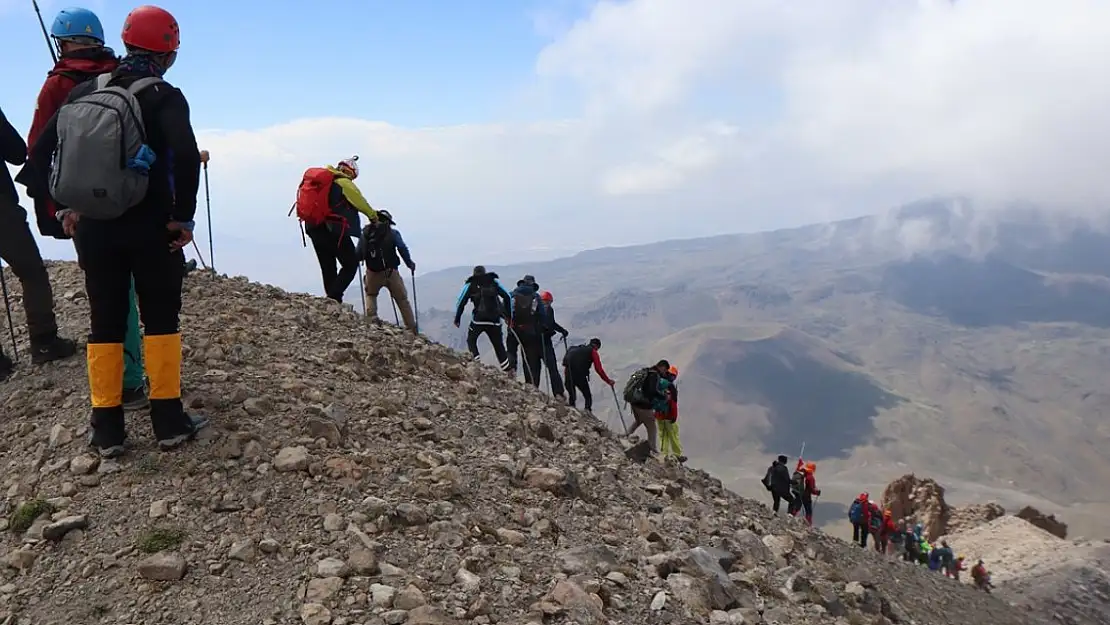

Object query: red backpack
[294,167,336,227]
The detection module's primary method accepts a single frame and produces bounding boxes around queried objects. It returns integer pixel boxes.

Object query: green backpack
[623,367,651,404]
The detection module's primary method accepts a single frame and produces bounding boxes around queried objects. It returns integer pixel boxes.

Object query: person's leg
[364,269,386,320]
[386,270,417,332]
[122,278,149,409]
[565,368,578,406]
[772,492,782,513]
[504,329,519,376]
[803,496,813,525]
[0,199,74,362]
[465,323,482,359]
[307,226,339,300]
[332,234,360,301]
[524,338,543,387]
[486,325,509,370]
[129,223,207,449]
[542,337,565,396]
[579,376,594,411]
[75,221,131,457]
[671,422,684,460]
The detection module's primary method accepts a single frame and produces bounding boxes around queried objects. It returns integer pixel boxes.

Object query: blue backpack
[849,499,864,523]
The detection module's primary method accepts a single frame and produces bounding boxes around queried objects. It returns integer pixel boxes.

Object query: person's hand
[167,221,193,251]
[62,211,80,237]
[199,149,210,164]
[560,329,568,338]
[407,261,416,272]
[607,379,616,387]
[453,320,460,328]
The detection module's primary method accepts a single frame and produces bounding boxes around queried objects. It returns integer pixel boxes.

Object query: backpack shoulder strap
[127,77,164,95]
[94,73,113,90]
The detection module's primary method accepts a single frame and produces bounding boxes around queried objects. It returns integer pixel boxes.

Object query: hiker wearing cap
[762,455,795,513]
[538,290,567,398]
[29,5,207,458]
[505,275,546,385]
[295,155,375,303]
[656,365,685,462]
[454,265,511,368]
[562,337,614,413]
[622,359,672,455]
[358,209,417,333]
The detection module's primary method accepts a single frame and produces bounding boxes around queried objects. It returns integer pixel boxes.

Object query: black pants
[307,223,358,302]
[771,489,794,513]
[0,198,58,341]
[75,214,189,441]
[506,328,543,386]
[466,322,508,368]
[541,335,565,396]
[789,492,813,516]
[853,523,869,547]
[565,366,593,410]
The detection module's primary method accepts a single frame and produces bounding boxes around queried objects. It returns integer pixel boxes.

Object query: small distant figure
[655,365,685,463]
[971,559,992,592]
[787,460,820,526]
[848,492,872,548]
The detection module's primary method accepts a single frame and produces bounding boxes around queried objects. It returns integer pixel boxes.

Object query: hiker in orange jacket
[788,460,821,525]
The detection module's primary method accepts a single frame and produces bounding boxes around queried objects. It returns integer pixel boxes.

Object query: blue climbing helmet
[51,7,105,44]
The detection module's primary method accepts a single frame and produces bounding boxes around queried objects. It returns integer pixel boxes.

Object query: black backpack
[511,290,538,328]
[472,282,503,319]
[362,223,391,272]
[790,469,807,493]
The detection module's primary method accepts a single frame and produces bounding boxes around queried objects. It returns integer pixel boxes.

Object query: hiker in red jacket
[17,7,119,240]
[877,508,897,553]
[789,460,821,525]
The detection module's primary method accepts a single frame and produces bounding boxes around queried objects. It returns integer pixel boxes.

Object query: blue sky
[2,0,1108,299]
[1,0,578,131]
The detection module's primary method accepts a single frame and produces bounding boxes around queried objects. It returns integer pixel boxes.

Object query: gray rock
[137,553,187,581]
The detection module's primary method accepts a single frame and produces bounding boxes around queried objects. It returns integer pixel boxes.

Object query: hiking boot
[31,334,77,365]
[676,455,688,464]
[156,413,210,451]
[0,352,13,382]
[88,407,128,459]
[122,385,150,411]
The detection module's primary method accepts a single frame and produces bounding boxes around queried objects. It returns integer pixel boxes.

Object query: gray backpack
[49,73,163,219]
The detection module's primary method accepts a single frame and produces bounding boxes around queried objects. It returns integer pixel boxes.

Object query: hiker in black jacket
[453,265,511,369]
[762,455,795,513]
[539,290,567,398]
[0,106,78,381]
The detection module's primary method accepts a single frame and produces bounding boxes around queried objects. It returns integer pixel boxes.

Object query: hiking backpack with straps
[511,289,538,329]
[471,282,503,319]
[362,222,393,272]
[790,468,807,493]
[295,167,336,227]
[622,367,652,404]
[49,74,163,219]
[869,510,882,532]
[849,498,864,523]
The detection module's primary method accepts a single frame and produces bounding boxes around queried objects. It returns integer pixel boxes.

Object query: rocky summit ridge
[0,262,1044,625]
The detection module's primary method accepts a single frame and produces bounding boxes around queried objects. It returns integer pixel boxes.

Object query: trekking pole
[190,240,209,270]
[609,386,628,431]
[409,267,419,333]
[0,261,18,357]
[200,150,214,272]
[388,293,400,325]
[356,265,366,315]
[508,326,535,384]
[542,340,551,394]
[32,0,58,64]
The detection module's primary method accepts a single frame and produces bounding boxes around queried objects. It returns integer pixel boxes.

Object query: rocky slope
[944,517,1109,625]
[0,262,1044,625]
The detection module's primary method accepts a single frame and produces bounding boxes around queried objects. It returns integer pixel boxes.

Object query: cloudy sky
[3,0,1109,297]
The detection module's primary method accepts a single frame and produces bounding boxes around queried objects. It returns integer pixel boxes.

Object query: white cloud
[18,0,1110,300]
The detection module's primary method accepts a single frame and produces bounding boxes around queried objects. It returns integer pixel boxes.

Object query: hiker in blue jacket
[453,265,511,369]
[505,275,546,385]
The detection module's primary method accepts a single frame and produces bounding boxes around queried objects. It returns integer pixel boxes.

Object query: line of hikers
[762,454,822,525]
[847,492,993,591]
[2,4,209,455]
[452,269,686,462]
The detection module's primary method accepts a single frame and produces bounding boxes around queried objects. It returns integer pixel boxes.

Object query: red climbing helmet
[540,291,553,304]
[121,5,180,53]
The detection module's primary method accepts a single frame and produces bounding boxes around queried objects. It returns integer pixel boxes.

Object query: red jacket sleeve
[591,349,614,385]
[28,74,75,152]
[805,473,818,494]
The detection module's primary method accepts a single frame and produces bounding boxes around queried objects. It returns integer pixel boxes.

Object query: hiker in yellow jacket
[295,156,377,303]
